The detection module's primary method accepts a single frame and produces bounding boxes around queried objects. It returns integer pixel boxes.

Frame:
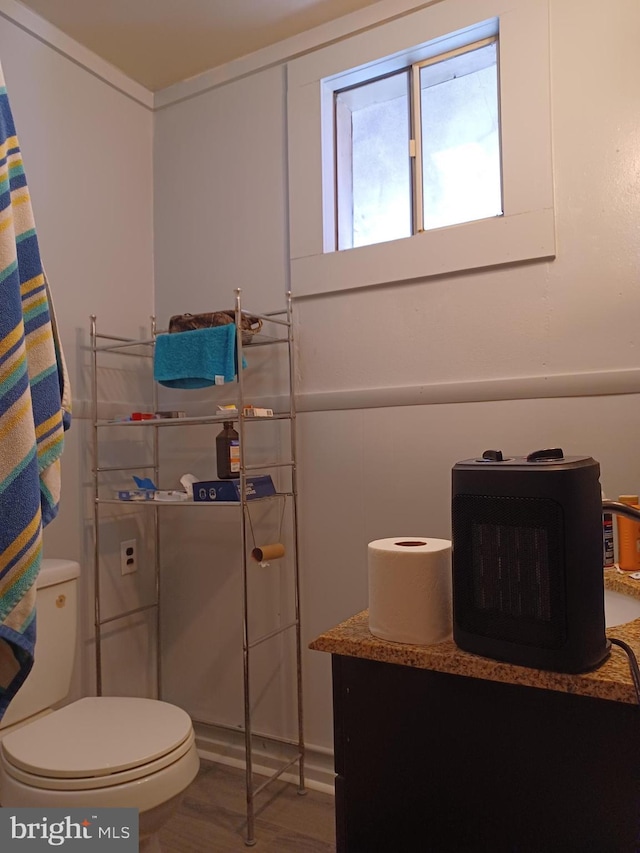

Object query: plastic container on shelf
[616,494,640,572]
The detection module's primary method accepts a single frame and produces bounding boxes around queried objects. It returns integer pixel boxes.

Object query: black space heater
[451,448,610,673]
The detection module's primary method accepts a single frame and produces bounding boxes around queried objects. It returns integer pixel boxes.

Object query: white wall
[0,12,155,700]
[153,65,289,320]
[153,0,640,760]
[295,0,639,395]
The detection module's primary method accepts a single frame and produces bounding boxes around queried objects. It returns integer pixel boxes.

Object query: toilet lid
[1,697,193,779]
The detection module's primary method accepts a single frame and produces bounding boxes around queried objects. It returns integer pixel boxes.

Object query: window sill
[291,207,555,297]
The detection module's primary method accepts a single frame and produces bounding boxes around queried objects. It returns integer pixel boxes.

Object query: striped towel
[0,62,71,720]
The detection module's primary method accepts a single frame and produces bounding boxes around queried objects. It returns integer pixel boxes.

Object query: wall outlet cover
[120,539,137,575]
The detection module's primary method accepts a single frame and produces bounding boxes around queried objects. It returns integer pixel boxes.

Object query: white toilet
[0,559,200,852]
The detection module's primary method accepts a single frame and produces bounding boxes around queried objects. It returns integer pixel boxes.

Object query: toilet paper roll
[368,537,452,646]
[251,543,285,563]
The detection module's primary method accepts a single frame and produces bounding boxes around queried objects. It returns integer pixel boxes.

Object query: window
[336,71,412,250]
[287,0,554,297]
[335,37,502,251]
[418,39,501,232]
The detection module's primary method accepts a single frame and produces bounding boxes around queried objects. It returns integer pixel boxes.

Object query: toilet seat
[0,697,200,812]
[1,697,194,788]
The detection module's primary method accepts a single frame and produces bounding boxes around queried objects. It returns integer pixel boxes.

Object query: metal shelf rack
[90,289,305,846]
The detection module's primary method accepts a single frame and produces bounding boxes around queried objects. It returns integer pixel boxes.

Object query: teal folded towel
[154,325,246,389]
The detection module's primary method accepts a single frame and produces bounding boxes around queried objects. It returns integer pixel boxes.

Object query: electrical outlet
[120,539,137,575]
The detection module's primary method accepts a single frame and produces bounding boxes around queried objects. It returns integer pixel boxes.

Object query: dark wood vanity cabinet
[331,654,640,853]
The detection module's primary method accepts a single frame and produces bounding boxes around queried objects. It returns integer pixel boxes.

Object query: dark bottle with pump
[216,422,240,479]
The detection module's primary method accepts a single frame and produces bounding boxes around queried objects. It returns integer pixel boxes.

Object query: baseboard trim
[193,721,335,796]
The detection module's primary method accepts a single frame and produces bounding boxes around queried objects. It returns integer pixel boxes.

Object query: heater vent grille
[470,520,551,620]
[452,494,566,648]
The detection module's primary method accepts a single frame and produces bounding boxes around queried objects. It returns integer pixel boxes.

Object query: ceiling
[17,0,384,91]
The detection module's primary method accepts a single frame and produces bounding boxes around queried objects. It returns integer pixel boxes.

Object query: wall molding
[72,367,640,421]
[295,368,640,413]
[0,0,445,113]
[153,0,444,109]
[0,0,445,112]
[0,0,154,109]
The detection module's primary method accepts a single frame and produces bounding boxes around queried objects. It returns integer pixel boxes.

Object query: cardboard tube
[251,543,285,562]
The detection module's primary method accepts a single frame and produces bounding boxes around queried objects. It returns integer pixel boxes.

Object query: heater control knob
[482,449,504,462]
[526,447,564,462]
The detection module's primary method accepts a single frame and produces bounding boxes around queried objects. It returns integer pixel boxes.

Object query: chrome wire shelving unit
[90,289,305,846]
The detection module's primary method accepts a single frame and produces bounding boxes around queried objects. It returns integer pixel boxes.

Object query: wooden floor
[159,760,337,852]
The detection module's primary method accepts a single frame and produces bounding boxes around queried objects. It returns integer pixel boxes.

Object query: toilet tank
[0,558,80,730]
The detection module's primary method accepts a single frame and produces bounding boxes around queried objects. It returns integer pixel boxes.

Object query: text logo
[0,808,138,850]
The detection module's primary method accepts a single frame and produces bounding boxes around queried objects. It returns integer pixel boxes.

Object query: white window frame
[287,0,554,297]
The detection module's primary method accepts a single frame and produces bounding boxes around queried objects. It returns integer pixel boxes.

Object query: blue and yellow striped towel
[0,62,71,720]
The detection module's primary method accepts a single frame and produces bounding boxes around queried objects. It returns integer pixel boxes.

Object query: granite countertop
[309,568,640,705]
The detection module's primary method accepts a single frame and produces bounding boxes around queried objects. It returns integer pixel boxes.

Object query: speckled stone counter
[310,567,640,705]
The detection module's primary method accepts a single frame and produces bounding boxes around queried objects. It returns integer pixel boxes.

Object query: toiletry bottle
[216,422,240,479]
[602,493,614,568]
[616,494,640,572]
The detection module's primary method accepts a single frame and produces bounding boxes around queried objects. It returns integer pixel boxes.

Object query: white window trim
[287,0,554,297]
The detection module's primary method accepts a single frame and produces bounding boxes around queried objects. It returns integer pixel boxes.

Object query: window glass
[420,41,501,230]
[335,40,501,251]
[335,71,411,250]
